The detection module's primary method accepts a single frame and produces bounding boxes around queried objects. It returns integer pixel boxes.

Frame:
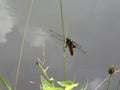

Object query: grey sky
[0,0,120,90]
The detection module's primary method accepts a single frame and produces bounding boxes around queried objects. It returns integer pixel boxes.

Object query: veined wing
[72,41,87,54]
[47,30,63,41]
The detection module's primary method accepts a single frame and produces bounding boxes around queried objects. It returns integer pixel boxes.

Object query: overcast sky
[0,0,120,90]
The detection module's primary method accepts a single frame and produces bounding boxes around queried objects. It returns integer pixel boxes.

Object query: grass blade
[0,76,11,90]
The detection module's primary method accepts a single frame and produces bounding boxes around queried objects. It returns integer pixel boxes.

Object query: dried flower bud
[108,65,115,75]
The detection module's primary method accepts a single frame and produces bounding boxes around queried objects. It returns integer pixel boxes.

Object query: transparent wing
[47,30,87,54]
[47,30,63,41]
[72,41,87,54]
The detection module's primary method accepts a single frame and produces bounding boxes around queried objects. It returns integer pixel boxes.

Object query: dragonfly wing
[73,41,87,54]
[47,30,63,41]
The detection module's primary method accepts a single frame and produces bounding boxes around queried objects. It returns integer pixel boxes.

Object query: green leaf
[57,81,73,87]
[0,75,12,90]
[43,87,63,90]
[40,75,53,88]
[80,81,88,90]
[65,83,79,90]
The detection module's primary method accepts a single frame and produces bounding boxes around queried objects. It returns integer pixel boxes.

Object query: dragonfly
[47,30,87,56]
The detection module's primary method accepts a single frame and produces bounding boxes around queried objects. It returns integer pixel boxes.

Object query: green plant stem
[14,0,33,90]
[73,72,76,82]
[106,75,112,90]
[0,83,2,90]
[60,0,67,81]
[0,76,11,90]
[36,61,50,81]
[117,80,120,90]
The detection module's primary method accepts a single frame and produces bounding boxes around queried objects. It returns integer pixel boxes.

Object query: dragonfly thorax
[66,38,76,48]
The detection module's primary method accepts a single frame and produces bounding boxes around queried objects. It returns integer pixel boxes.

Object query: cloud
[0,0,14,44]
[26,27,49,47]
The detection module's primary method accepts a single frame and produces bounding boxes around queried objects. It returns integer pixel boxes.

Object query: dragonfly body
[66,38,76,56]
[47,30,87,56]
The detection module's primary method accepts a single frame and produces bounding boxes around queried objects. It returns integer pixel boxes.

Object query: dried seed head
[108,65,115,75]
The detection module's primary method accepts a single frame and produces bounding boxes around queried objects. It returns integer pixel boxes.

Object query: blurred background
[0,0,120,90]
